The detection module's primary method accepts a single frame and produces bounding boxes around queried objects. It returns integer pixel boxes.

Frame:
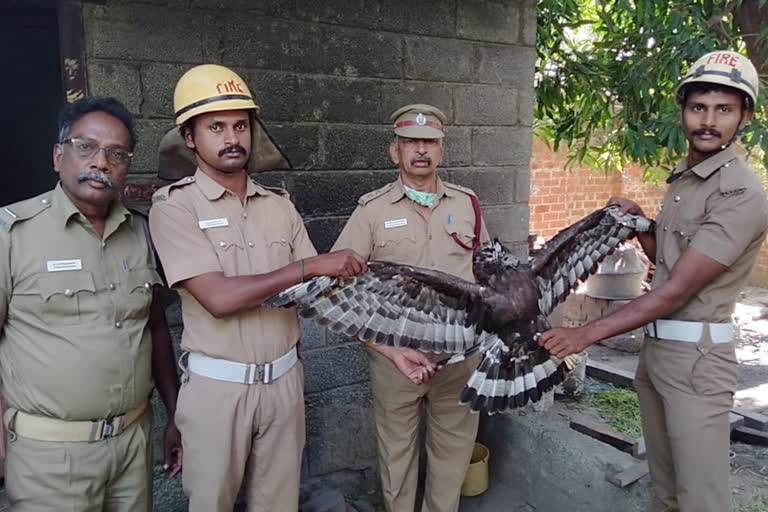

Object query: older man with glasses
[0,96,181,511]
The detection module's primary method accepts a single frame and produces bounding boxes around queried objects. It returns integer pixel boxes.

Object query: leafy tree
[536,0,768,179]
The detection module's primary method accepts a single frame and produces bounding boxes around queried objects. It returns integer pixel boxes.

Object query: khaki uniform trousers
[368,348,479,512]
[176,361,305,512]
[635,334,738,512]
[4,409,152,512]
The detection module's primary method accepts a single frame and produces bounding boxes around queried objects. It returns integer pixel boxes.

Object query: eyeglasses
[62,137,133,166]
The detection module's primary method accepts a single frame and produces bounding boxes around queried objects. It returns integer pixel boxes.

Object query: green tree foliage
[536,0,768,179]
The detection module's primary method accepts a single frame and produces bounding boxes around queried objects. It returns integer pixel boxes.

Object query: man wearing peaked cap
[148,64,367,511]
[332,103,491,512]
[539,50,768,512]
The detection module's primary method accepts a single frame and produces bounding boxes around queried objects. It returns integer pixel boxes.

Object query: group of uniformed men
[0,49,764,512]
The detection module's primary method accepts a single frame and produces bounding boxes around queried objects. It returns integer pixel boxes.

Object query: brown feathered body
[265,206,655,413]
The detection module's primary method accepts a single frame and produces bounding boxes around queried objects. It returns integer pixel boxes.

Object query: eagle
[265,206,654,414]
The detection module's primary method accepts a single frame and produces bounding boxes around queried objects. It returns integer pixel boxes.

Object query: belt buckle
[101,420,114,439]
[261,363,273,384]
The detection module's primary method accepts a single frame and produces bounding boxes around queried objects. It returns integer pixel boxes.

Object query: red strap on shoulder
[450,194,481,251]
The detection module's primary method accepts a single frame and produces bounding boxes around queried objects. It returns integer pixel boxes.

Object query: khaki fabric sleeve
[479,214,491,244]
[331,206,373,259]
[148,201,223,287]
[0,231,9,328]
[690,189,768,266]
[288,202,317,260]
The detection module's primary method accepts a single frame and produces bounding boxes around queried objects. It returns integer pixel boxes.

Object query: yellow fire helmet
[173,64,260,125]
[676,50,759,108]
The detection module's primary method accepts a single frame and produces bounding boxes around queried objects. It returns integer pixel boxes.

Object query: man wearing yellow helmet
[539,50,768,511]
[148,64,367,511]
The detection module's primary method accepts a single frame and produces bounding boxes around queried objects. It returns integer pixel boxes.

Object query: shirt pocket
[36,271,97,326]
[206,227,246,275]
[372,227,418,262]
[123,268,163,321]
[660,217,701,268]
[263,235,293,271]
[443,221,477,255]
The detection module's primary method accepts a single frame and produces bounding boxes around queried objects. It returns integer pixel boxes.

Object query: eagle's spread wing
[531,205,654,317]
[264,261,495,354]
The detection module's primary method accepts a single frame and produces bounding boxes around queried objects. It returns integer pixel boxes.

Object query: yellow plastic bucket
[460,442,489,496]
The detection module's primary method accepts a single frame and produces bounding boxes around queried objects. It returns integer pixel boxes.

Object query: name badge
[47,259,82,272]
[198,218,229,230]
[384,218,407,229]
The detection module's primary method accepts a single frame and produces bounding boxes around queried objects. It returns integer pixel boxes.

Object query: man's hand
[538,326,594,359]
[162,419,183,478]
[390,347,441,385]
[606,196,645,217]
[308,249,368,279]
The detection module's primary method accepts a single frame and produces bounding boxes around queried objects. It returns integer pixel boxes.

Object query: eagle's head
[473,239,520,283]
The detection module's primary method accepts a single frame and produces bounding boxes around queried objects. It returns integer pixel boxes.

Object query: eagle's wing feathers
[264,261,493,354]
[531,205,654,317]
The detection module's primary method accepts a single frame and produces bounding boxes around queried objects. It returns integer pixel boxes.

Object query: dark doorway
[0,2,62,207]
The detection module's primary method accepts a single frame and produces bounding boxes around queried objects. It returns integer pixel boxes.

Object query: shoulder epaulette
[718,158,753,197]
[444,181,478,197]
[359,182,396,206]
[0,194,52,232]
[152,175,196,204]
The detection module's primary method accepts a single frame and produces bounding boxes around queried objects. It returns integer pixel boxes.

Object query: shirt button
[219,241,226,248]
[679,231,685,236]
[144,282,152,290]
[108,283,116,290]
[674,196,681,202]
[41,198,50,205]
[663,226,668,232]
[64,288,73,297]
[724,163,730,168]
[242,212,248,219]
[115,321,122,329]
[248,241,255,248]
[659,257,665,264]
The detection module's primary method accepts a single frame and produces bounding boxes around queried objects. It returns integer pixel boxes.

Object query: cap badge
[415,113,427,126]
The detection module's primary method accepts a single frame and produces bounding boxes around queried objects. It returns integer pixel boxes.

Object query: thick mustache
[411,156,431,165]
[219,145,247,157]
[692,128,721,137]
[76,170,114,189]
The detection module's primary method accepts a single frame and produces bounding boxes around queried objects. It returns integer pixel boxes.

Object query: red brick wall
[529,138,768,286]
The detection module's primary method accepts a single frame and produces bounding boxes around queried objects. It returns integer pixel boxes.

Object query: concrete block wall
[82,0,536,507]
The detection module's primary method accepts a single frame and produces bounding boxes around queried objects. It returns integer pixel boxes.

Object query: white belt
[644,319,733,344]
[187,346,298,384]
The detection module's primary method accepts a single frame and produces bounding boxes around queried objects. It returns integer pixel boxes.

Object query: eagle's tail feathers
[461,348,571,414]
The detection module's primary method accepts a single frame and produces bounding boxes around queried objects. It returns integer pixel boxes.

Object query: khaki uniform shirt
[333,176,490,284]
[0,185,160,420]
[653,146,768,322]
[149,169,317,364]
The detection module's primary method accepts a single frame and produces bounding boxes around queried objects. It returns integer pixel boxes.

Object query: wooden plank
[569,420,636,455]
[732,408,768,431]
[585,360,636,389]
[732,426,768,446]
[729,412,745,431]
[605,461,649,488]
[632,437,646,460]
